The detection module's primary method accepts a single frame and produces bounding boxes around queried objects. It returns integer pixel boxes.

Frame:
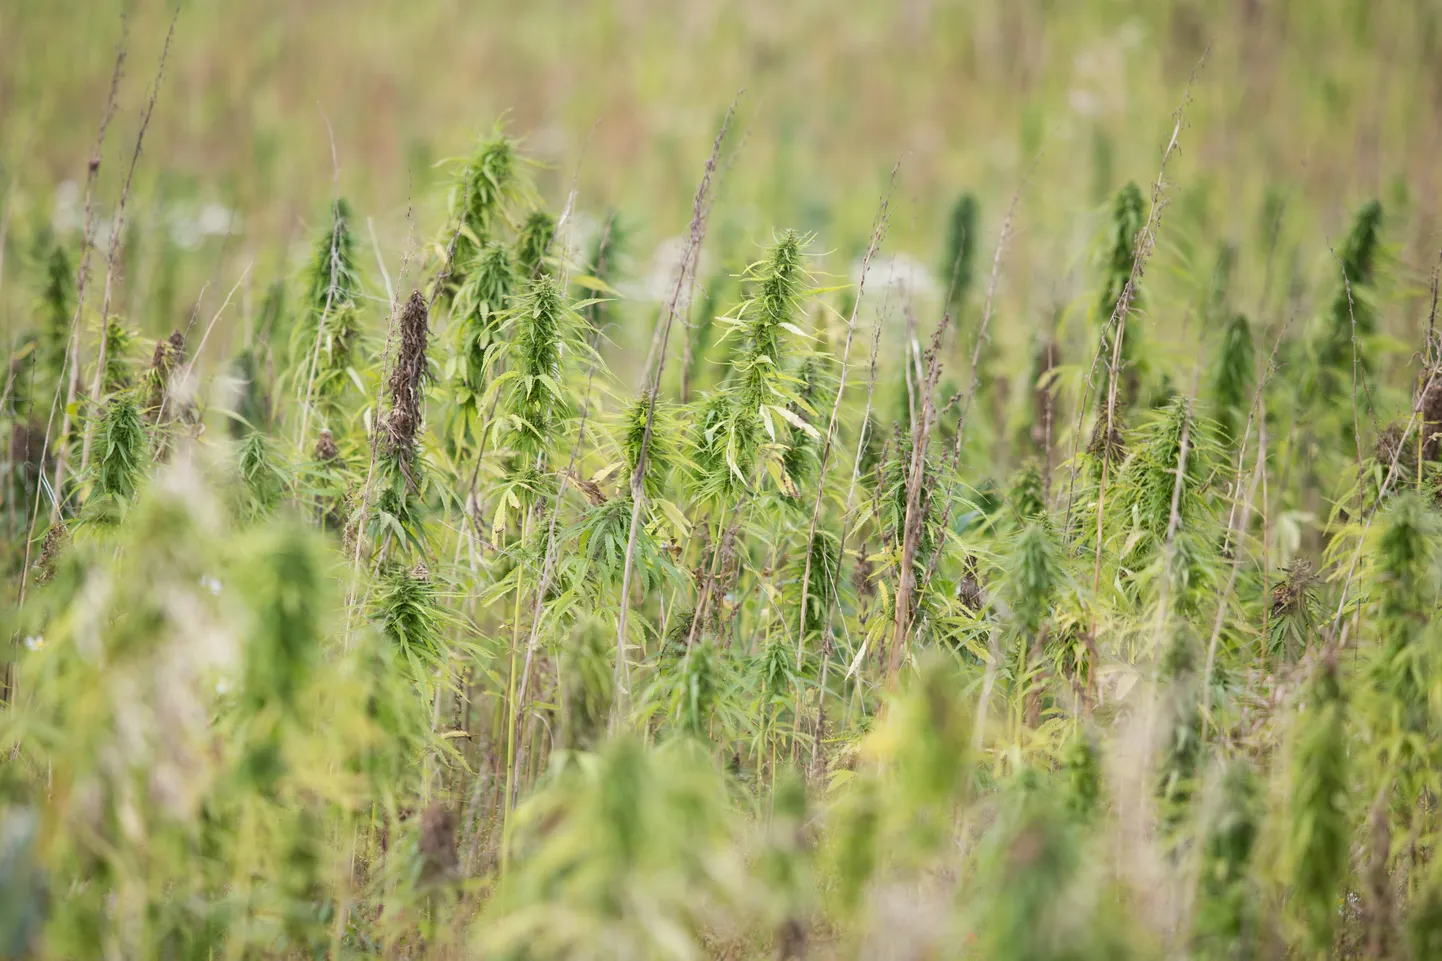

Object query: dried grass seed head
[383,290,431,462]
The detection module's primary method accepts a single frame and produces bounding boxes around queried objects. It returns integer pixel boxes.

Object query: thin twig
[17,23,129,612]
[920,172,1028,595]
[342,206,418,647]
[368,217,396,306]
[295,106,346,457]
[505,125,609,810]
[168,262,253,407]
[1326,368,1442,642]
[794,163,897,660]
[79,5,180,475]
[1328,239,1380,485]
[885,309,953,679]
[1062,51,1208,537]
[1150,368,1204,643]
[611,94,742,723]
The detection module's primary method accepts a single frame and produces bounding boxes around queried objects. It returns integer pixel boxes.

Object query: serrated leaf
[590,460,625,485]
[758,404,777,440]
[657,498,692,537]
[771,405,820,439]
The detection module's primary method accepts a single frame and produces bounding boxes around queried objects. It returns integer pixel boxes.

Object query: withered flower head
[383,290,430,462]
[314,428,340,464]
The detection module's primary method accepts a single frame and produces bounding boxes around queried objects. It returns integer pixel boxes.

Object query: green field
[3,1,1442,958]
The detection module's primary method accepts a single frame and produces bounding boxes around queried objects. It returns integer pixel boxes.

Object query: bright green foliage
[780,355,827,489]
[1099,182,1146,319]
[32,240,74,394]
[1061,727,1102,821]
[480,738,737,959]
[97,317,136,395]
[572,495,672,595]
[497,272,588,458]
[294,197,363,412]
[4,77,1439,959]
[1332,200,1385,342]
[514,209,557,278]
[786,526,839,639]
[303,197,362,331]
[237,518,328,713]
[1410,855,1442,961]
[451,242,516,423]
[1285,655,1351,958]
[688,389,760,507]
[370,563,445,671]
[1007,461,1047,524]
[1116,398,1211,540]
[1268,562,1321,663]
[1209,313,1255,446]
[999,519,1067,637]
[1155,628,1203,828]
[667,638,727,739]
[940,191,979,311]
[437,129,531,304]
[1367,493,1438,763]
[729,230,812,414]
[622,390,677,500]
[1095,181,1147,404]
[237,429,286,518]
[1193,760,1261,960]
[561,617,615,750]
[1312,199,1384,389]
[91,392,147,510]
[459,130,525,233]
[1111,398,1221,615]
[877,439,942,573]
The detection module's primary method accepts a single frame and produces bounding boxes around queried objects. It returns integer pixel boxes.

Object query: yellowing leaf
[771,405,820,439]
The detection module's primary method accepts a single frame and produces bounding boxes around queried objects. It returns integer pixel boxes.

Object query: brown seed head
[35,522,69,584]
[851,550,875,601]
[314,428,340,464]
[1270,560,1314,617]
[1087,413,1125,463]
[1421,369,1442,461]
[383,290,430,461]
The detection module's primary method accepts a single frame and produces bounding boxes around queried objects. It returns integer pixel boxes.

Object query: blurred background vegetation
[3,0,1439,370]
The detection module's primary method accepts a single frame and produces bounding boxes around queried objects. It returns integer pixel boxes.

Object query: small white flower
[23,635,44,652]
[199,575,223,596]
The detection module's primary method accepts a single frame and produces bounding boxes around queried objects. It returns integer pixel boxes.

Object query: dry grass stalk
[17,24,128,614]
[794,163,896,659]
[612,93,741,718]
[78,7,179,475]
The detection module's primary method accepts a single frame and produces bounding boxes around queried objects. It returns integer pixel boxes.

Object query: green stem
[500,513,530,868]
